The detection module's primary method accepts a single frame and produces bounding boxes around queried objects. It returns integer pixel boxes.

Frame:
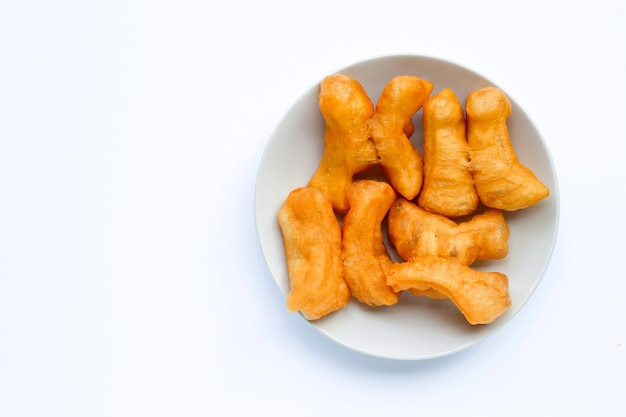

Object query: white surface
[256,55,559,360]
[0,0,624,415]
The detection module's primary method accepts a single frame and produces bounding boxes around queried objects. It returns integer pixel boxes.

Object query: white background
[1,0,624,416]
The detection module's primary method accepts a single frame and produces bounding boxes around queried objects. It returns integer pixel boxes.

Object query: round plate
[255,55,559,360]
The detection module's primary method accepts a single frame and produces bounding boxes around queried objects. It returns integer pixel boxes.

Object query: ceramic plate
[255,55,559,360]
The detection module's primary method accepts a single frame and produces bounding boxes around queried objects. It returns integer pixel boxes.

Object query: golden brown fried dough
[308,75,379,214]
[368,76,433,200]
[418,88,479,217]
[342,180,399,307]
[387,198,509,265]
[466,86,549,210]
[408,287,447,300]
[387,257,511,325]
[278,187,350,320]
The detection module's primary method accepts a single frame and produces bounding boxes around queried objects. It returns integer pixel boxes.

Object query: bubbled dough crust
[308,75,379,214]
[341,180,399,307]
[278,187,350,320]
[418,88,479,217]
[466,87,549,211]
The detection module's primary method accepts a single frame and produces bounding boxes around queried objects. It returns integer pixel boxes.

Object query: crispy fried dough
[278,187,350,320]
[342,180,399,306]
[387,256,511,325]
[387,198,509,265]
[466,86,549,210]
[368,76,433,200]
[408,287,448,300]
[418,88,479,217]
[308,75,379,214]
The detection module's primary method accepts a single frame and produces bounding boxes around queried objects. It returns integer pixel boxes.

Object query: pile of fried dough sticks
[278,74,549,325]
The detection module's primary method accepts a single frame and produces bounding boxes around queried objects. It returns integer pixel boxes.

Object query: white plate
[255,55,559,360]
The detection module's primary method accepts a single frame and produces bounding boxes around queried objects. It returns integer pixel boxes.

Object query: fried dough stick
[308,75,379,214]
[387,256,511,325]
[388,198,509,265]
[466,86,549,210]
[278,187,350,320]
[369,76,433,200]
[418,88,479,217]
[342,180,399,307]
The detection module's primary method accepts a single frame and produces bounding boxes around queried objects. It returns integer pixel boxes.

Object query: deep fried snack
[368,76,433,200]
[466,86,549,210]
[342,180,399,306]
[308,75,379,214]
[418,88,479,217]
[387,256,511,325]
[388,198,509,265]
[408,287,447,300]
[278,187,350,320]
